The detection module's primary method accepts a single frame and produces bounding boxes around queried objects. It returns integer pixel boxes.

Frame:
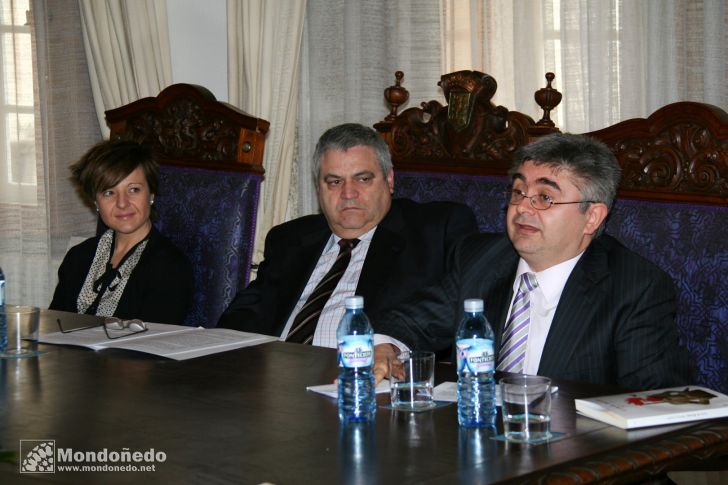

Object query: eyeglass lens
[506,189,551,210]
[105,318,145,332]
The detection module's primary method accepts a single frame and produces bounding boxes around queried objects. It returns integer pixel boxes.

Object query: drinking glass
[500,375,552,442]
[388,351,436,411]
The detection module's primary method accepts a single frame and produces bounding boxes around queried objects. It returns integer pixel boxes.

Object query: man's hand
[373,343,399,385]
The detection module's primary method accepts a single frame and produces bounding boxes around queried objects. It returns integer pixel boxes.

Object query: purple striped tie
[496,272,538,373]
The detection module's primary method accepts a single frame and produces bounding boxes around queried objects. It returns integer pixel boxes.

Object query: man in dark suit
[218,123,477,348]
[372,133,689,390]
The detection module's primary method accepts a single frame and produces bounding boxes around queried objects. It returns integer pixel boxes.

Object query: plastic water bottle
[337,295,376,423]
[0,265,7,352]
[456,298,496,427]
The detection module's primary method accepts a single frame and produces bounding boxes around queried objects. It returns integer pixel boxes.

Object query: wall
[166,0,228,101]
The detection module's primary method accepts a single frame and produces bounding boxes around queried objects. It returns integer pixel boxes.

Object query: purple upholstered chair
[106,84,269,327]
[377,69,728,392]
[154,166,261,327]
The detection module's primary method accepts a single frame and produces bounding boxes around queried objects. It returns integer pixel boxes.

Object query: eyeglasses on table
[56,317,148,340]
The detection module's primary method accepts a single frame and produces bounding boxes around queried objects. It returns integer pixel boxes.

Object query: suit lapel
[537,239,610,376]
[486,255,519,351]
[274,224,331,335]
[296,226,332,280]
[356,203,405,312]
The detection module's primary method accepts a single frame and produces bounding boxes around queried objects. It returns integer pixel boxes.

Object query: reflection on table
[0,310,726,484]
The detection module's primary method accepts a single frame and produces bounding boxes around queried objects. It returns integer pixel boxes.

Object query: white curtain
[227,0,306,265]
[0,0,100,308]
[296,0,444,217]
[78,0,173,135]
[442,0,727,134]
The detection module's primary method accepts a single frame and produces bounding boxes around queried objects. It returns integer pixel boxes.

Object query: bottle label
[456,338,494,374]
[337,335,373,368]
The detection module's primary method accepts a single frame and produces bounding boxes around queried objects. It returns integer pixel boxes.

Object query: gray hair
[312,123,393,179]
[510,133,621,236]
[510,133,622,211]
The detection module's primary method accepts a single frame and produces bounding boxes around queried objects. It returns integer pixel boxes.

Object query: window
[1,0,36,205]
[442,0,625,133]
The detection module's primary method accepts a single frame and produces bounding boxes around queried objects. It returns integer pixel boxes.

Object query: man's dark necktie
[285,238,360,344]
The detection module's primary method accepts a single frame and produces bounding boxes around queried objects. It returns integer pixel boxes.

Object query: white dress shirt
[279,228,373,347]
[508,253,583,375]
[279,227,407,350]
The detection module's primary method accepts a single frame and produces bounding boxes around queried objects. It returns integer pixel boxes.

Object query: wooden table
[0,310,726,484]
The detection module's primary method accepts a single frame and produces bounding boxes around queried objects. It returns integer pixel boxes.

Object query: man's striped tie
[285,238,360,344]
[496,272,538,373]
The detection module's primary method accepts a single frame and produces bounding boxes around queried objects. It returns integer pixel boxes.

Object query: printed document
[40,322,277,360]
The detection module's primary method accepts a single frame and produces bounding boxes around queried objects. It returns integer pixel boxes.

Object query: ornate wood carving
[374,71,561,175]
[105,84,269,174]
[383,71,409,121]
[586,102,728,204]
[527,420,728,484]
[377,71,728,205]
[534,72,562,128]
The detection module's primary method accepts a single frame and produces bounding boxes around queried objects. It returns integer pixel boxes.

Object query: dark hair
[510,133,622,212]
[70,139,159,205]
[312,123,392,179]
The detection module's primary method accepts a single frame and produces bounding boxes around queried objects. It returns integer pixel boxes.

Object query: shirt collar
[326,225,377,252]
[515,252,584,310]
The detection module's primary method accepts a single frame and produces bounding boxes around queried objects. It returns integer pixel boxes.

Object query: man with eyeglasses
[372,133,690,390]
